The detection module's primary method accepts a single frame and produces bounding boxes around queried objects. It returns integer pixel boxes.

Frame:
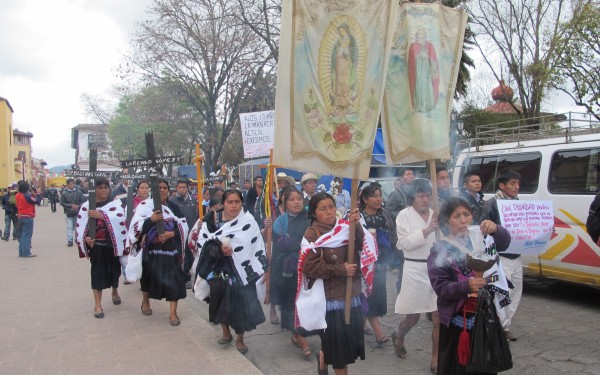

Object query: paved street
[2,204,600,374]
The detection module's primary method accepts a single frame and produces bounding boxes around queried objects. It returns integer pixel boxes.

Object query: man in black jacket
[2,184,20,241]
[459,170,486,224]
[60,178,85,247]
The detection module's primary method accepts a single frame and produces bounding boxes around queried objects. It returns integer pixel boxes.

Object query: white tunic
[394,206,438,314]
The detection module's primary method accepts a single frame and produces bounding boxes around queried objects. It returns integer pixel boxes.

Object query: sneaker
[22,254,37,258]
[185,281,192,289]
[505,330,518,341]
[67,241,73,247]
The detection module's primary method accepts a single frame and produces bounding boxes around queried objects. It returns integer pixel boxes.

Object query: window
[549,148,600,194]
[88,133,107,149]
[465,152,541,194]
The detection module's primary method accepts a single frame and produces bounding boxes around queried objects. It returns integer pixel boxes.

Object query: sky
[0,0,153,167]
[0,0,584,169]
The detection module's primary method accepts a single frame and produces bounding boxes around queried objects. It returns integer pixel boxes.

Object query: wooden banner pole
[429,159,440,241]
[344,178,359,324]
[264,149,275,305]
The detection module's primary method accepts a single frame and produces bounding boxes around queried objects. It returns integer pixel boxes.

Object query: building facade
[0,97,15,189]
[71,124,120,171]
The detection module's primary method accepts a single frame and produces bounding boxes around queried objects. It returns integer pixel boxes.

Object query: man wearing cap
[300,173,318,208]
[60,178,85,247]
[276,172,295,191]
[2,184,20,241]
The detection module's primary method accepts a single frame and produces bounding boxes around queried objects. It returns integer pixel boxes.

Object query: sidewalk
[0,205,262,375]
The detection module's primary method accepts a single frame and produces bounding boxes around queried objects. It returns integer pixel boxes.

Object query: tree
[122,0,273,172]
[551,1,600,119]
[107,82,206,163]
[80,93,116,125]
[466,0,594,119]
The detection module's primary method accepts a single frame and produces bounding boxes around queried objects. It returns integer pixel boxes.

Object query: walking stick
[344,178,359,324]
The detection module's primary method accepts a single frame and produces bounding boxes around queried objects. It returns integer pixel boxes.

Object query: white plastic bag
[193,277,210,300]
[296,277,327,331]
[255,274,267,304]
[125,248,143,282]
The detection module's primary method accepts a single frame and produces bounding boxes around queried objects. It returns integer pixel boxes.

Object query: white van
[452,114,600,287]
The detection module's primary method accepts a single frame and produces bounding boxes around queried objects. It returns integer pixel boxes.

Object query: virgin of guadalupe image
[408,28,440,112]
[330,23,359,118]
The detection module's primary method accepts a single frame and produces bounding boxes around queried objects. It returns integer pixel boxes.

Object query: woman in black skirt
[129,179,188,326]
[265,187,311,357]
[302,192,365,375]
[359,184,396,346]
[77,177,128,319]
[195,189,267,355]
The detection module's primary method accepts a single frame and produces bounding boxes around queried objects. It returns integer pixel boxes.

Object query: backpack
[586,194,600,243]
[8,192,17,206]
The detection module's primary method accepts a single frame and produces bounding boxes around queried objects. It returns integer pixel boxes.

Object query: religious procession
[2,0,600,375]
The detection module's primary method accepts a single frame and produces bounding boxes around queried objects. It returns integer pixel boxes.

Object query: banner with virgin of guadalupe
[381,3,467,164]
[274,0,398,179]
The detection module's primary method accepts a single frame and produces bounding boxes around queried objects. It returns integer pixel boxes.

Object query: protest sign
[240,110,275,159]
[499,200,554,255]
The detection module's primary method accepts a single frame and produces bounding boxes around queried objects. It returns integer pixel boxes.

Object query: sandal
[300,344,311,358]
[141,303,152,316]
[236,343,248,355]
[218,336,233,345]
[375,335,390,346]
[315,350,328,375]
[364,327,374,335]
[112,296,121,305]
[391,332,407,358]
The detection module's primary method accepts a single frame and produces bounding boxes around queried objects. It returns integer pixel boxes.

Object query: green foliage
[551,1,600,118]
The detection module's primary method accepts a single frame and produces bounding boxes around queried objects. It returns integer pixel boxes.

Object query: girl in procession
[264,186,312,357]
[76,177,127,318]
[128,179,189,326]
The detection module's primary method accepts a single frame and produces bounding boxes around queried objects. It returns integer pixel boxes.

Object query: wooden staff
[429,159,440,241]
[263,149,277,305]
[344,178,360,324]
[87,148,98,239]
[194,144,204,222]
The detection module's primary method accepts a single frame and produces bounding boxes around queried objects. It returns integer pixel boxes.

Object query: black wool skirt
[365,266,387,318]
[89,242,121,290]
[141,248,186,301]
[320,303,365,370]
[208,277,266,334]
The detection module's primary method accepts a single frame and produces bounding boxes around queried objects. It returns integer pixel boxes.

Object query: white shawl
[75,199,127,258]
[197,210,267,286]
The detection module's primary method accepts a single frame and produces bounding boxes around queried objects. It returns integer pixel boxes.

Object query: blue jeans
[3,213,19,239]
[18,217,33,257]
[66,216,77,242]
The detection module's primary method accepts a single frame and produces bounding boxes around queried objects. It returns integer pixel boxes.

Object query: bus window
[548,148,600,194]
[465,152,541,194]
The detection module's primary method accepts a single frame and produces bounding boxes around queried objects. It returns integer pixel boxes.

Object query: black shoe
[67,241,73,247]
[1,237,8,241]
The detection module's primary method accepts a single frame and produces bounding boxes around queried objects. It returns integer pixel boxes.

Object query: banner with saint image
[274,0,398,179]
[381,3,467,163]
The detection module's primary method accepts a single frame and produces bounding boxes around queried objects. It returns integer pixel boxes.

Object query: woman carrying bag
[427,197,512,375]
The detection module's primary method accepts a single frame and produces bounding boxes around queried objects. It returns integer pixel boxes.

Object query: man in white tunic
[392,179,440,372]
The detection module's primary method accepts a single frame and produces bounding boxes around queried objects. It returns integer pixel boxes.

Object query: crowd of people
[1,166,525,375]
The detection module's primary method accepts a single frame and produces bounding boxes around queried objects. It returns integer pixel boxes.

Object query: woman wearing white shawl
[128,179,189,326]
[76,177,127,319]
[194,189,268,355]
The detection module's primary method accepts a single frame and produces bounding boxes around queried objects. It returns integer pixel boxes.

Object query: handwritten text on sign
[240,110,275,159]
[499,200,553,255]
